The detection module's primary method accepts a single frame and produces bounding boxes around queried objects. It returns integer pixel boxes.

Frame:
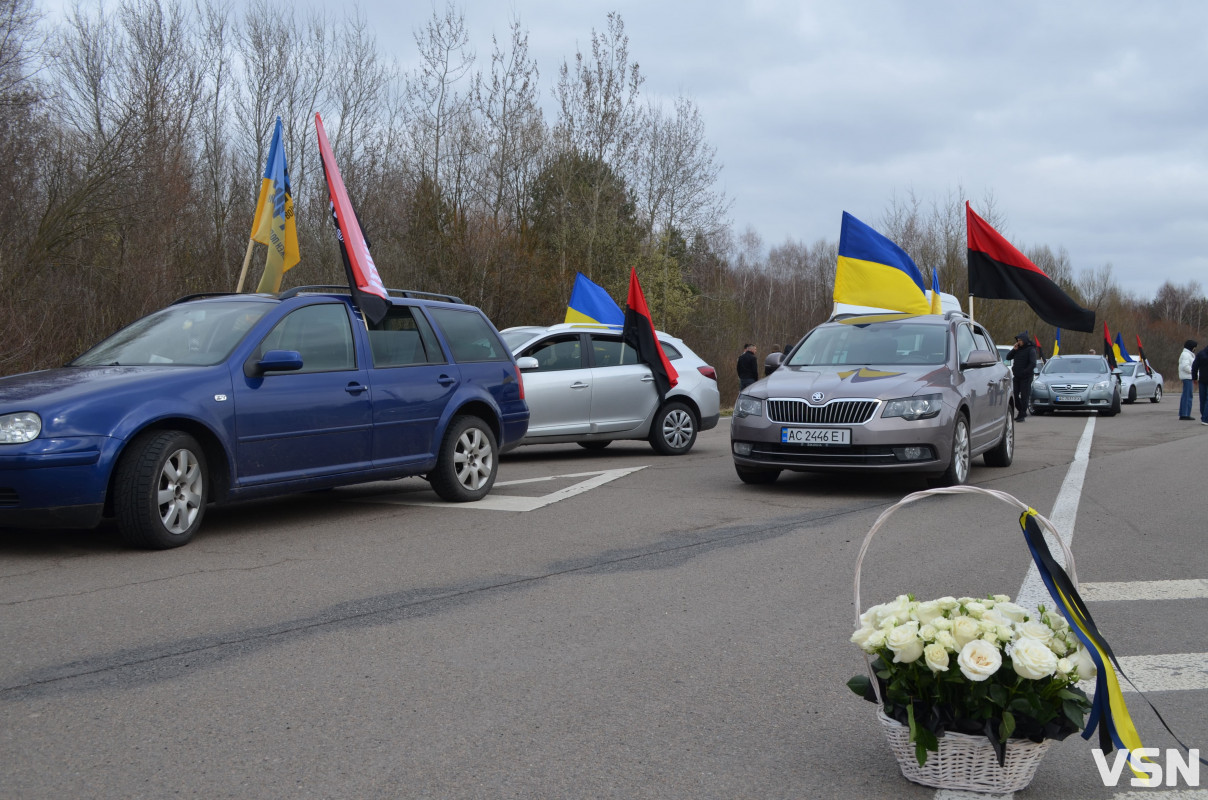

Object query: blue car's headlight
[882,393,943,421]
[734,395,764,418]
[0,411,41,443]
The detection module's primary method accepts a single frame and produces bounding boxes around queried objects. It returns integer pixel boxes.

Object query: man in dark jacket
[1192,343,1208,424]
[737,343,759,389]
[1005,331,1038,422]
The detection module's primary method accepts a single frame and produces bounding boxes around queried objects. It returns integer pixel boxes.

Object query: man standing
[1192,343,1208,424]
[1178,339,1197,420]
[1005,331,1037,422]
[737,343,759,390]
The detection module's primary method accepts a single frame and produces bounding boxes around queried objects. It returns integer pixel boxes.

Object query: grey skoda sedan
[731,312,1014,486]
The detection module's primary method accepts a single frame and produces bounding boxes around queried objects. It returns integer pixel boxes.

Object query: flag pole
[968,294,975,323]
[235,240,255,293]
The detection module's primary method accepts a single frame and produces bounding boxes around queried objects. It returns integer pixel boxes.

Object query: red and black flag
[621,268,678,399]
[966,203,1095,332]
[315,113,390,326]
[1102,322,1117,369]
[1136,334,1152,375]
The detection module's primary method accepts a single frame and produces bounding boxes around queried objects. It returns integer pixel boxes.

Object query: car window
[660,341,682,360]
[1043,356,1107,375]
[589,334,638,367]
[955,324,976,363]
[523,335,584,372]
[973,329,994,353]
[789,322,948,366]
[256,303,356,372]
[368,306,444,367]
[72,301,272,367]
[427,307,508,363]
[1118,363,1135,377]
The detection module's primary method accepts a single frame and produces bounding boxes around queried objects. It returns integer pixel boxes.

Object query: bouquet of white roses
[848,593,1094,766]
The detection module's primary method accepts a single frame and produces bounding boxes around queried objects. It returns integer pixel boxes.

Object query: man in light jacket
[1178,339,1197,420]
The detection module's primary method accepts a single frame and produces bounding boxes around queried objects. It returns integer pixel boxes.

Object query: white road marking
[1016,416,1096,612]
[1077,653,1208,694]
[1081,580,1208,602]
[361,466,648,512]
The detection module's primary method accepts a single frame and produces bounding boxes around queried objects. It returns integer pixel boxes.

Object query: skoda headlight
[881,393,943,421]
[0,411,41,443]
[734,395,764,419]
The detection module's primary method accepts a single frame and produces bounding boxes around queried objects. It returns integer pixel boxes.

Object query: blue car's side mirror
[246,349,304,377]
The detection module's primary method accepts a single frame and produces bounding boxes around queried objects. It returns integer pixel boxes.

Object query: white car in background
[1116,360,1163,403]
[500,323,720,455]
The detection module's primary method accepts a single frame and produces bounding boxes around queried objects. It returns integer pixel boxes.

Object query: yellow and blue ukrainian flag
[929,270,943,314]
[1114,332,1135,362]
[1053,328,1060,358]
[565,272,624,326]
[834,212,930,315]
[252,117,300,293]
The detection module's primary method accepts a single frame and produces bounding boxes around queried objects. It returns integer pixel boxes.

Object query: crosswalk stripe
[1081,580,1208,602]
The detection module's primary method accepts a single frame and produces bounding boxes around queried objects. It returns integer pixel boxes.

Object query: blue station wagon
[0,287,529,548]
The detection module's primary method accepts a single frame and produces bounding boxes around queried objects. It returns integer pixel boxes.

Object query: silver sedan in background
[1030,354,1122,416]
[1116,360,1164,403]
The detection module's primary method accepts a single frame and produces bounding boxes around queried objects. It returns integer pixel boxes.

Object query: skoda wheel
[983,411,1014,468]
[430,416,498,502]
[934,415,970,486]
[649,401,697,455]
[114,430,208,549]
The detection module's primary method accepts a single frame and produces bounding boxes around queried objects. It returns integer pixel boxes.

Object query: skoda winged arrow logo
[811,392,825,404]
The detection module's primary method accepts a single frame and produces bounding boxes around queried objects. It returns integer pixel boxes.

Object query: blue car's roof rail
[278,285,466,304]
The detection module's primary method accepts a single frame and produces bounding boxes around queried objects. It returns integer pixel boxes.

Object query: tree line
[2,0,1204,404]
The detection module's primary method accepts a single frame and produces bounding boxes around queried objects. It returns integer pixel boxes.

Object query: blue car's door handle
[346,382,369,395]
[437,374,456,387]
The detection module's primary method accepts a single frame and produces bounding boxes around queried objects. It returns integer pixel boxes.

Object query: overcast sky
[53,0,1208,300]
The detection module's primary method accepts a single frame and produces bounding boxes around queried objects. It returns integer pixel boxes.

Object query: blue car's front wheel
[114,430,208,549]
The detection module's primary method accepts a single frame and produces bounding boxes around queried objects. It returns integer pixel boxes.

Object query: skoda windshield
[787,321,949,367]
[72,301,272,367]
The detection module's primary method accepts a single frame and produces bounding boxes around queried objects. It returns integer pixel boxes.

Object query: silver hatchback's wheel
[1151,385,1163,403]
[430,416,498,501]
[649,401,697,455]
[115,430,208,549]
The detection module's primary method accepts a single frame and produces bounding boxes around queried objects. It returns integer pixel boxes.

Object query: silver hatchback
[731,312,1014,485]
[501,324,721,455]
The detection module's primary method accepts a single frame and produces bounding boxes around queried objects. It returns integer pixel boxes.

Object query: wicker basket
[854,485,1078,793]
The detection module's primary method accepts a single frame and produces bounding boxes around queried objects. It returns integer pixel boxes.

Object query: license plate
[781,427,850,445]
[1055,394,1082,403]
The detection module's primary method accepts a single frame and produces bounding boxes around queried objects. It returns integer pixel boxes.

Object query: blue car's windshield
[787,322,949,367]
[72,301,272,367]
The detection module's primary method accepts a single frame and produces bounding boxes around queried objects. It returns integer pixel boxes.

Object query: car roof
[502,322,682,342]
[172,286,471,309]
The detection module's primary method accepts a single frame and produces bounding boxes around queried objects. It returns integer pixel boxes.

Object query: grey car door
[587,334,659,433]
[518,334,592,437]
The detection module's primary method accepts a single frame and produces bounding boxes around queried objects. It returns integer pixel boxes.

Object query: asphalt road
[2,399,1206,799]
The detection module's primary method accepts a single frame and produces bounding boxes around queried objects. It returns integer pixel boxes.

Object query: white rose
[965,601,988,618]
[1010,637,1059,680]
[851,625,878,652]
[1017,620,1055,646]
[1056,657,1074,678]
[1050,637,1069,656]
[919,624,938,642]
[992,594,1011,604]
[981,609,1010,627]
[887,621,924,663]
[953,616,981,649]
[1067,646,1097,681]
[936,596,960,611]
[957,640,1003,681]
[994,602,1029,623]
[915,600,945,625]
[934,630,957,652]
[1043,611,1070,632]
[996,625,1014,642]
[924,643,950,673]
[877,595,915,626]
[932,617,953,631]
[982,631,999,643]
